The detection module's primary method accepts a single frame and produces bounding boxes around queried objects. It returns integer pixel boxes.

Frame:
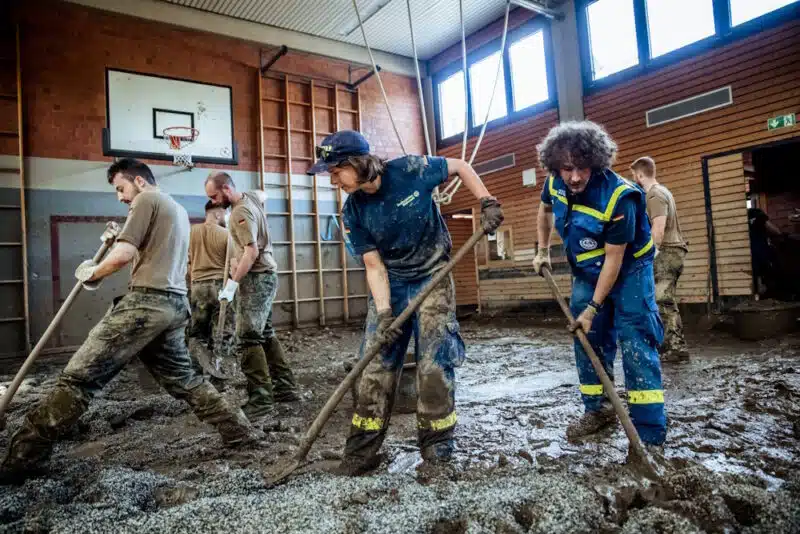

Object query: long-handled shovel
[541,266,662,481]
[0,221,120,430]
[266,226,487,486]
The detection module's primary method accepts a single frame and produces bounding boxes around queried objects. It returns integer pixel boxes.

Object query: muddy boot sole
[273,390,301,403]
[566,407,617,443]
[333,455,383,477]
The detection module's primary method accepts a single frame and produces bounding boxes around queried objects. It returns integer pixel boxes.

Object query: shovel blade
[264,458,302,488]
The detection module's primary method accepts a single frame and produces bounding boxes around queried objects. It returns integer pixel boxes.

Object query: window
[730,0,798,26]
[438,71,466,139]
[487,227,514,263]
[586,0,639,80]
[646,0,716,58]
[579,0,798,91]
[469,52,508,126]
[509,30,550,111]
[434,19,555,145]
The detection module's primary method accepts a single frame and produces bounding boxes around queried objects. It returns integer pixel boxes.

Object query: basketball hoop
[163,126,199,168]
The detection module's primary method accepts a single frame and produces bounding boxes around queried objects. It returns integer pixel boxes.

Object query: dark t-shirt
[343,155,451,281]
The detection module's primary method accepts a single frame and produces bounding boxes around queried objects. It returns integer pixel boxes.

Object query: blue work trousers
[570,264,667,445]
[345,273,465,459]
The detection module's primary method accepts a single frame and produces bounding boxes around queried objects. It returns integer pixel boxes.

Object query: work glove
[480,196,504,234]
[374,309,402,349]
[74,259,102,291]
[532,247,552,276]
[100,221,120,244]
[218,279,239,302]
[569,305,598,334]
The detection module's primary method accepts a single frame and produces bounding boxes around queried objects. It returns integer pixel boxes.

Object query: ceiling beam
[63,0,421,77]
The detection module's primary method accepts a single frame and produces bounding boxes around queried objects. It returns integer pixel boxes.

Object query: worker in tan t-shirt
[187,201,235,377]
[1,158,260,483]
[205,171,298,422]
[631,156,690,362]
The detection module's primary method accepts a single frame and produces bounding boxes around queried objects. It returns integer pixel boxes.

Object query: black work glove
[480,196,504,234]
[375,309,402,348]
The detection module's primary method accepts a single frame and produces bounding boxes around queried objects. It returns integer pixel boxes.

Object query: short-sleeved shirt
[117,190,190,295]
[229,191,278,273]
[646,184,688,251]
[343,155,451,281]
[189,222,229,282]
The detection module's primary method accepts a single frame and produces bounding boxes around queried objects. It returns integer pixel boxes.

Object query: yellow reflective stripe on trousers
[580,384,604,395]
[548,175,567,205]
[352,413,383,431]
[419,412,457,431]
[628,390,664,404]
[576,248,606,263]
[633,237,654,258]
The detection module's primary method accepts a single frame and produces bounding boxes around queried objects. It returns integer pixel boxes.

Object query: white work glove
[218,279,239,302]
[532,247,552,276]
[569,305,598,334]
[75,259,101,291]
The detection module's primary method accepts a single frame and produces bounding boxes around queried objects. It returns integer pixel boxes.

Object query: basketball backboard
[102,68,237,165]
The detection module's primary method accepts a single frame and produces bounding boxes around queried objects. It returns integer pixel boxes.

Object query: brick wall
[1,0,423,167]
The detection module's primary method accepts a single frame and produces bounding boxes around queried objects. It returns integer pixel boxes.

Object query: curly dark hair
[537,121,617,174]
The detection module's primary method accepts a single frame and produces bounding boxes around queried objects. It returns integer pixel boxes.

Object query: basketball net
[163,127,199,169]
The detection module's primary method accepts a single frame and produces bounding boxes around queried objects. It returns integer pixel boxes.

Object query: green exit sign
[768,113,796,130]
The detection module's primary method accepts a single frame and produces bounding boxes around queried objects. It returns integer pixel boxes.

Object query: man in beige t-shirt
[1,159,259,482]
[205,171,298,422]
[187,201,235,376]
[632,156,690,362]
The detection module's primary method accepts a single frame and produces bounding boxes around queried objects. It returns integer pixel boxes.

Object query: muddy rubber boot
[239,345,275,421]
[241,386,275,422]
[0,422,53,485]
[263,337,300,402]
[420,441,453,463]
[566,403,617,442]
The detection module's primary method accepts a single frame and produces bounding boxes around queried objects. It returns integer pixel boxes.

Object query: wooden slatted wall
[445,214,479,306]
[439,110,560,310]
[585,18,800,303]
[707,153,752,296]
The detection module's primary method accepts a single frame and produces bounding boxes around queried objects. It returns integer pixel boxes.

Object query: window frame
[433,17,557,149]
[576,0,800,93]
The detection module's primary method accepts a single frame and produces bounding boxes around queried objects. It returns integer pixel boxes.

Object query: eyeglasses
[315,145,333,160]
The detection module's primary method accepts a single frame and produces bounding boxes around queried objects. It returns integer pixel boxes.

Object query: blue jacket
[542,169,654,282]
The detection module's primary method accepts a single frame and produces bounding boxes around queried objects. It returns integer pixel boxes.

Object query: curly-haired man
[532,121,667,452]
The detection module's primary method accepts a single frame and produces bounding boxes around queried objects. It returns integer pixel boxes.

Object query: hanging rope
[407,0,432,157]
[435,0,511,205]
[352,0,407,155]
[459,0,469,162]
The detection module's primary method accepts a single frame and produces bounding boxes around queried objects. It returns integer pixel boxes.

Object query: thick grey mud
[0,320,798,533]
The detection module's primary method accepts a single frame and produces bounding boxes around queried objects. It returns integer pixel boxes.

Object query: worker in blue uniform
[531,121,667,449]
[308,130,504,475]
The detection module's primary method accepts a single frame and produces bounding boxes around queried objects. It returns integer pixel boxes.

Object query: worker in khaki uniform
[187,201,235,372]
[1,158,258,483]
[205,172,299,422]
[307,131,504,475]
[631,157,690,362]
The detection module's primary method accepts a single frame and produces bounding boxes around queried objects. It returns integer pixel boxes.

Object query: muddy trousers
[2,289,252,470]
[188,279,235,359]
[653,248,689,357]
[344,274,465,461]
[234,272,297,403]
[570,265,667,445]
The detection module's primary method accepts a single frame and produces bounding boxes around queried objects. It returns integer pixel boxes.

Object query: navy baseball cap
[308,130,370,175]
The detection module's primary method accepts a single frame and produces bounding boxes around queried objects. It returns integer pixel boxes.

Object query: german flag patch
[237,218,247,225]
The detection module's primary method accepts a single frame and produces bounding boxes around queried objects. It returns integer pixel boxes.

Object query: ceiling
[158,0,521,60]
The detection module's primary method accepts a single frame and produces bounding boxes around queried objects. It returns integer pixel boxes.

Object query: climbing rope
[407,0,432,158]
[459,0,469,162]
[435,0,511,205]
[353,0,510,205]
[351,0,407,155]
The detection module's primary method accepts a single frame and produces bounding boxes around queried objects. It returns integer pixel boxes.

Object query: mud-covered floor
[0,318,798,533]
